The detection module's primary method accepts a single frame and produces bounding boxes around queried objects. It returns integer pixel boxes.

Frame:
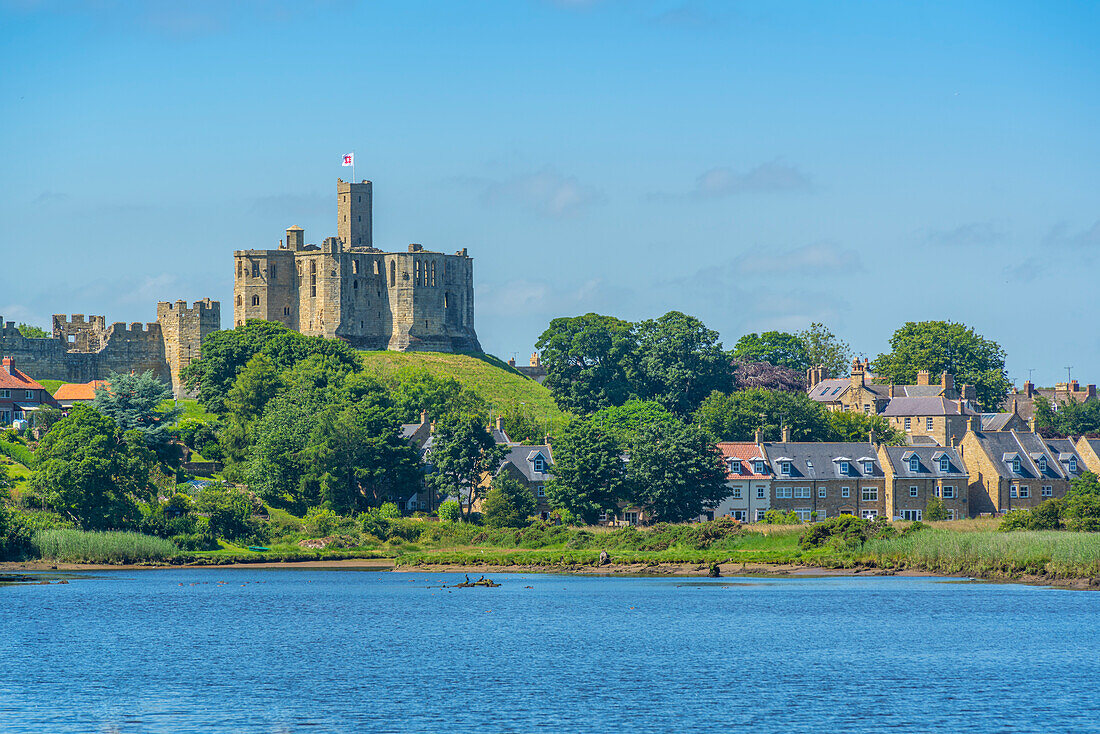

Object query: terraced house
[1075,437,1100,474]
[0,357,58,425]
[882,397,979,447]
[762,439,887,520]
[877,445,970,521]
[959,430,1086,514]
[712,441,771,522]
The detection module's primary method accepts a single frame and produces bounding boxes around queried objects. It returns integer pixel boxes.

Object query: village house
[53,379,108,410]
[0,357,59,425]
[877,445,970,521]
[807,361,976,420]
[1007,380,1098,422]
[980,410,1029,433]
[1075,437,1100,474]
[958,427,1086,514]
[882,396,980,447]
[475,440,554,519]
[712,440,771,522]
[761,434,887,520]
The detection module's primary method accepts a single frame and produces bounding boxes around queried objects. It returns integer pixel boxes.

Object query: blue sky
[1,0,1097,387]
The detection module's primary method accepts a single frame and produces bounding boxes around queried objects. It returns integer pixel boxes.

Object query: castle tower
[157,298,221,398]
[337,179,373,248]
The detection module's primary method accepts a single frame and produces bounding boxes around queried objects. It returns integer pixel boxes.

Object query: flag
[342,153,354,167]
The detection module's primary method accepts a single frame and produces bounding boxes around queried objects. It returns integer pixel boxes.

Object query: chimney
[868,428,876,446]
[420,410,428,424]
[1023,381,1034,397]
[544,434,552,447]
[429,421,436,435]
[1028,415,1036,432]
[968,415,980,433]
[850,359,865,389]
[941,372,954,394]
[1087,385,1097,399]
[781,424,791,442]
[754,427,763,444]
[916,370,931,386]
[1,357,11,375]
[496,416,504,431]
[889,384,897,397]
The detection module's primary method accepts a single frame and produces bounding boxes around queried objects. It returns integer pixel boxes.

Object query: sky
[1,0,1097,387]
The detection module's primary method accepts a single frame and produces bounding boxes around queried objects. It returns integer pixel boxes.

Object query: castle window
[252,262,259,278]
[374,261,380,275]
[237,261,242,278]
[353,260,360,275]
[271,265,277,279]
[354,280,359,290]
[431,261,437,287]
[251,295,260,306]
[444,293,450,309]
[311,285,316,298]
[236,295,242,307]
[311,260,316,274]
[390,261,396,287]
[284,306,290,316]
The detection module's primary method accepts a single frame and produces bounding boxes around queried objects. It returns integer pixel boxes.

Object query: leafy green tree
[30,405,154,528]
[924,496,949,522]
[694,388,832,442]
[94,371,181,447]
[385,366,487,424]
[377,502,402,519]
[245,395,319,509]
[437,500,461,523]
[195,482,258,540]
[482,473,536,528]
[31,406,63,433]
[625,419,728,523]
[633,311,734,416]
[732,331,810,372]
[1034,396,1100,437]
[828,411,905,445]
[871,321,1010,411]
[426,413,509,519]
[590,399,679,449]
[546,417,627,524]
[16,323,49,339]
[798,322,851,378]
[219,353,282,463]
[535,313,636,414]
[1064,472,1100,532]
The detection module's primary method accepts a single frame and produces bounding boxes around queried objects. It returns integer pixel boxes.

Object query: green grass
[157,398,218,424]
[359,351,568,430]
[31,529,179,564]
[38,380,67,395]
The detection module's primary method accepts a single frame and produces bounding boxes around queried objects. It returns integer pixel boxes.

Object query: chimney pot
[496,416,504,431]
[781,425,791,442]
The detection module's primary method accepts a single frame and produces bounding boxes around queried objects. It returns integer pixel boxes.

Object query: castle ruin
[0,299,220,398]
[233,179,481,352]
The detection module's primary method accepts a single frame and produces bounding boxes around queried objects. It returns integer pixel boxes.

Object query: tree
[633,311,734,416]
[871,321,1010,411]
[30,405,154,528]
[827,411,905,445]
[1034,396,1100,437]
[437,500,461,523]
[94,371,181,448]
[426,413,509,519]
[1064,472,1100,532]
[732,331,810,372]
[732,360,805,392]
[245,395,319,510]
[535,313,636,414]
[798,322,851,378]
[924,497,949,522]
[482,473,536,528]
[194,482,258,540]
[385,366,486,425]
[625,419,728,523]
[31,406,63,434]
[589,399,679,450]
[546,417,627,524]
[17,323,49,339]
[693,389,832,442]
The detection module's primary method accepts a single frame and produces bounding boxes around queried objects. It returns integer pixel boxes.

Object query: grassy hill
[359,351,568,431]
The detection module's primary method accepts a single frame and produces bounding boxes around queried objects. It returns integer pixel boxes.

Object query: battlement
[52,314,107,334]
[108,321,162,336]
[157,298,221,319]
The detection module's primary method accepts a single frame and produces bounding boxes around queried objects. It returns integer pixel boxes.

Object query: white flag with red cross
[342,153,354,167]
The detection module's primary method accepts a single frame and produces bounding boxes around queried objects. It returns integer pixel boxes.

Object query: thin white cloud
[926,221,1003,246]
[1044,219,1100,249]
[690,160,812,198]
[478,168,606,218]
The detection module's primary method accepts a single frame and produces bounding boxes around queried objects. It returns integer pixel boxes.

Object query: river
[2,569,1098,733]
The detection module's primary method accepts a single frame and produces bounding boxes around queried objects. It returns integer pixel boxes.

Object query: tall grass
[859,529,1100,577]
[31,529,178,564]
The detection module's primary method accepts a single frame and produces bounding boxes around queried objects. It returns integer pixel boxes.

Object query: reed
[31,529,179,564]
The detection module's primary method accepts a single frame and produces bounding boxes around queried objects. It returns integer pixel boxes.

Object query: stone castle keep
[233,179,481,352]
[0,299,220,397]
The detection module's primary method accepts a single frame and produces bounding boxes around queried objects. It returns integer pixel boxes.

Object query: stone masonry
[232,179,481,353]
[0,299,220,398]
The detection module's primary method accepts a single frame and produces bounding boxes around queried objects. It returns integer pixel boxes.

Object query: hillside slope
[359,351,568,432]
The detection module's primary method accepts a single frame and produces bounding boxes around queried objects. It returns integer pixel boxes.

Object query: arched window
[251,295,260,307]
[353,280,359,290]
[236,295,242,307]
[431,261,437,287]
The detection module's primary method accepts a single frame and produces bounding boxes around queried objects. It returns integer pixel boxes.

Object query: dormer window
[780,461,792,476]
[1012,458,1021,473]
[939,457,950,472]
[754,461,766,474]
[909,456,920,472]
[533,456,546,473]
[840,460,850,476]
[863,460,874,474]
[727,459,741,475]
[1069,458,1077,473]
[1037,457,1047,473]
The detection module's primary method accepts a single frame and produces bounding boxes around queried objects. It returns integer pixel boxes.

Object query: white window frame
[939,457,950,472]
[861,486,878,502]
[1042,486,1053,497]
[840,460,850,476]
[0,389,9,399]
[780,461,792,476]
[755,461,767,475]
[942,486,955,499]
[1010,485,1018,498]
[727,459,741,474]
[1069,458,1077,473]
[24,390,33,400]
[841,486,850,498]
[1037,457,1046,473]
[926,417,934,430]
[731,486,742,499]
[901,509,922,521]
[537,486,545,498]
[755,509,767,522]
[732,510,747,522]
[904,417,911,430]
[775,487,793,499]
[818,487,826,498]
[909,456,919,472]
[909,486,918,497]
[861,509,878,520]
[756,486,766,499]
[794,487,811,499]
[947,509,956,520]
[1019,486,1029,498]
[1012,458,1021,473]
[793,509,813,522]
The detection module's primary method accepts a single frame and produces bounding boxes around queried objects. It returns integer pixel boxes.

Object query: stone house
[882,397,980,447]
[980,411,1029,433]
[808,360,975,418]
[53,379,108,410]
[0,357,59,425]
[761,439,887,520]
[477,442,555,519]
[1074,437,1100,475]
[877,445,970,521]
[712,441,771,522]
[1007,380,1098,422]
[958,428,1086,514]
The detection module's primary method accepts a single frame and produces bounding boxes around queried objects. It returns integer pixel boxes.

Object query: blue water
[1,570,1098,733]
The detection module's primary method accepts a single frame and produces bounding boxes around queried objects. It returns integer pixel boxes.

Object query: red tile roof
[716,442,771,479]
[54,380,109,401]
[0,359,47,392]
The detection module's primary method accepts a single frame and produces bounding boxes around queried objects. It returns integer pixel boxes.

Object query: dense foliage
[732,331,810,372]
[94,370,181,448]
[1033,396,1100,437]
[694,388,832,442]
[482,473,537,528]
[999,473,1100,532]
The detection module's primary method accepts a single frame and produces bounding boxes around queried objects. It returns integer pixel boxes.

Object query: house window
[862,405,870,414]
[939,457,950,472]
[1010,486,1018,498]
[902,509,922,521]
[910,486,918,497]
[909,456,920,472]
[934,486,941,497]
[775,487,792,499]
[839,460,850,475]
[727,460,741,474]
[732,510,747,522]
[864,461,874,474]
[533,457,546,473]
[1037,457,1046,473]
[1069,458,1077,473]
[537,486,545,498]
[926,417,934,430]
[817,509,827,520]
[1042,486,1053,497]
[947,509,956,520]
[780,461,792,476]
[862,487,878,502]
[754,461,766,474]
[731,486,742,499]
[756,486,766,499]
[793,509,813,522]
[794,487,811,499]
[861,509,878,519]
[625,511,639,525]
[756,509,767,522]
[1019,486,1029,498]
[0,389,8,398]
[904,417,911,430]
[942,486,955,499]
[598,512,608,522]
[818,487,826,498]
[1012,458,1021,473]
[841,487,850,498]
[24,390,32,400]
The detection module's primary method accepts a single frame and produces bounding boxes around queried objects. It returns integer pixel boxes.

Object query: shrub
[924,497,949,522]
[378,502,402,519]
[482,474,536,529]
[999,509,1032,532]
[304,506,339,536]
[762,509,800,525]
[800,515,869,549]
[437,500,461,523]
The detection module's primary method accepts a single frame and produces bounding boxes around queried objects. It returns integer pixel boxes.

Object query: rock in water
[599,550,610,566]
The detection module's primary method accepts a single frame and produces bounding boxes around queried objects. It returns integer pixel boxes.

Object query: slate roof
[500,444,553,482]
[808,379,851,402]
[882,445,968,479]
[716,442,770,479]
[761,442,882,480]
[882,397,978,417]
[897,385,946,398]
[981,413,1016,431]
[970,431,1082,480]
[1045,438,1085,478]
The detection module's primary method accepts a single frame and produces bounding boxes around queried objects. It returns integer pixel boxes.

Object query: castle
[232,179,481,352]
[0,299,220,398]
